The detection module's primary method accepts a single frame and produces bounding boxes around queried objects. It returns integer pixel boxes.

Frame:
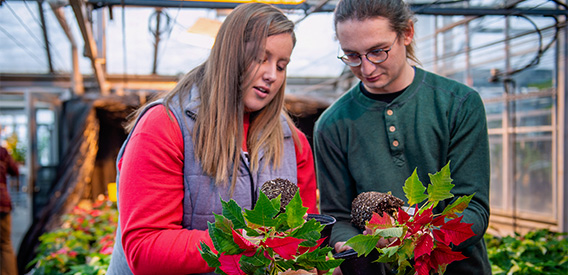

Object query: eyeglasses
[337,35,399,67]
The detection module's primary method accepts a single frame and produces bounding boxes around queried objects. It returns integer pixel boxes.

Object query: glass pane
[489,134,503,208]
[485,101,503,129]
[513,132,553,215]
[36,109,56,166]
[512,97,553,127]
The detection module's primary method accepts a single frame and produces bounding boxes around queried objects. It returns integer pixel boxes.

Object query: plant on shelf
[200,190,343,275]
[5,131,26,164]
[344,162,476,275]
[28,197,118,275]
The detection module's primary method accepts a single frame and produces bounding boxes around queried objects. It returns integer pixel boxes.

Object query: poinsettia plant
[344,162,476,275]
[199,190,343,275]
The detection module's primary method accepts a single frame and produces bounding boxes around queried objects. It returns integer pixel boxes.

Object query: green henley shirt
[314,67,491,274]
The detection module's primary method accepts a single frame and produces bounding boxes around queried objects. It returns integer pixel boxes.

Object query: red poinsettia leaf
[414,233,434,260]
[439,216,475,246]
[298,237,327,254]
[366,212,392,231]
[261,236,304,260]
[219,253,246,275]
[431,242,468,268]
[432,229,449,246]
[263,250,274,261]
[389,238,402,247]
[432,215,446,227]
[397,207,411,224]
[406,208,433,235]
[231,228,257,254]
[413,207,433,227]
[414,254,431,275]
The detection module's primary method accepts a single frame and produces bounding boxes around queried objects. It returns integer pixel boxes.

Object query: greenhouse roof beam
[411,7,568,17]
[81,0,568,16]
[69,0,109,95]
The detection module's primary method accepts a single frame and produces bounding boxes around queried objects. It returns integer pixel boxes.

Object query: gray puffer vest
[107,87,298,274]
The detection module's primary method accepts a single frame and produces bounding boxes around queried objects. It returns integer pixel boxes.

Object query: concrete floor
[8,183,32,256]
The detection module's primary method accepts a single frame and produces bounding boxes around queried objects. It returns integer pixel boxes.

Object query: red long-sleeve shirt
[118,105,318,274]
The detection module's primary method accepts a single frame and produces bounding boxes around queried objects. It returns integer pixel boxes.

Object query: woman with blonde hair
[107,3,318,274]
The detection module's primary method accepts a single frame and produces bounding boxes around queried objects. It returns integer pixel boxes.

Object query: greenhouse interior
[1,0,567,274]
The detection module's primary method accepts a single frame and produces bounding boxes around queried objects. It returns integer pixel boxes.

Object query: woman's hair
[333,0,419,64]
[126,3,298,192]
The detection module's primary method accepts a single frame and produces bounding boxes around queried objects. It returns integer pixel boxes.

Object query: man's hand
[333,241,351,253]
[363,216,397,248]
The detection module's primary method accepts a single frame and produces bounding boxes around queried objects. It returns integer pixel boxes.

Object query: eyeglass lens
[341,50,388,66]
[338,34,398,67]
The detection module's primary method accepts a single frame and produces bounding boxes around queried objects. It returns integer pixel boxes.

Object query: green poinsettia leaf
[221,199,247,230]
[316,258,344,271]
[291,218,323,238]
[208,222,243,255]
[441,194,474,219]
[403,169,428,206]
[396,259,413,274]
[285,191,308,229]
[291,218,323,247]
[213,213,234,234]
[373,227,404,239]
[394,238,415,270]
[275,260,295,272]
[270,195,282,213]
[380,246,399,258]
[345,234,381,257]
[376,251,397,263]
[239,250,271,274]
[274,212,291,232]
[295,247,343,271]
[427,162,454,206]
[199,242,221,268]
[244,192,279,227]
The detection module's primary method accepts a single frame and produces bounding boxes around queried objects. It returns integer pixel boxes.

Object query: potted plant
[341,162,475,275]
[199,188,343,275]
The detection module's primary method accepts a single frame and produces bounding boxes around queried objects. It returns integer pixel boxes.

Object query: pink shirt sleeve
[294,128,319,214]
[118,105,215,274]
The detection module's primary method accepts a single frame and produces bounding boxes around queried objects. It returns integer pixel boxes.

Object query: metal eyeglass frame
[337,34,399,67]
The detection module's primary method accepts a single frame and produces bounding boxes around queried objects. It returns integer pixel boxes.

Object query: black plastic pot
[333,249,388,275]
[307,214,336,247]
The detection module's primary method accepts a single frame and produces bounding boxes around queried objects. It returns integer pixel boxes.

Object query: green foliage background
[485,229,568,275]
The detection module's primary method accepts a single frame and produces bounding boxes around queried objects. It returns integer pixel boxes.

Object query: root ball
[260,178,298,212]
[351,191,404,229]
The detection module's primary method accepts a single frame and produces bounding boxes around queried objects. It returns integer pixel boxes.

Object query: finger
[334,242,352,253]
[332,267,343,275]
[376,237,390,248]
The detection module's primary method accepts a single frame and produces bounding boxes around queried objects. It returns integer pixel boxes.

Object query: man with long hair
[314,0,491,274]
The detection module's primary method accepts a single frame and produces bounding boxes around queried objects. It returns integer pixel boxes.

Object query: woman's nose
[263,64,277,83]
